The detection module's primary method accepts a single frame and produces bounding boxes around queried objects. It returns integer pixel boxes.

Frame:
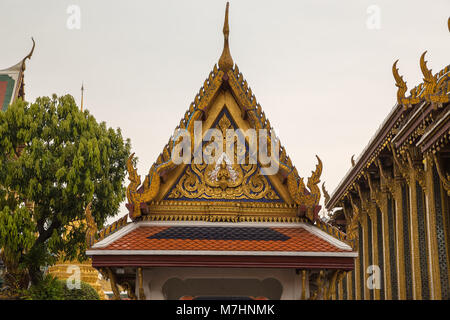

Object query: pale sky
[1,0,449,224]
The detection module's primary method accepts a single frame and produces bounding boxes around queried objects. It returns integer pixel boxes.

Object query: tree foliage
[0,94,131,288]
[19,274,100,300]
[60,280,100,300]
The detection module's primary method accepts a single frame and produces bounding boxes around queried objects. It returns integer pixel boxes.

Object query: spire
[218,2,234,72]
[80,82,84,112]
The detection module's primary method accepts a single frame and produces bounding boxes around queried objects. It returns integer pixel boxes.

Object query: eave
[417,107,450,154]
[90,254,355,270]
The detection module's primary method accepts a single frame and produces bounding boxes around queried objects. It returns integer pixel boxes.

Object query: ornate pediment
[125,3,323,222]
[165,108,283,202]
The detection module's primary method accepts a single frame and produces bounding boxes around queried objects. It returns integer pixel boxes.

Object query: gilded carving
[376,159,394,194]
[391,144,410,184]
[126,64,224,220]
[346,195,360,246]
[309,270,325,300]
[138,267,146,300]
[433,153,450,195]
[120,281,137,300]
[420,51,437,97]
[287,156,322,221]
[100,267,121,300]
[405,148,426,190]
[166,112,281,202]
[364,172,382,206]
[393,60,408,106]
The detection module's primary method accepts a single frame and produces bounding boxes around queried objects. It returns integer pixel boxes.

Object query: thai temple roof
[89,222,355,258]
[0,38,34,111]
[89,3,352,260]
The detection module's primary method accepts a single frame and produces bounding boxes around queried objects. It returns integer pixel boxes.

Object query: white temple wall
[137,267,304,300]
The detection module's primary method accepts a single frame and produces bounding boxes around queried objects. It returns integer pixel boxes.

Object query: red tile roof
[98,225,350,253]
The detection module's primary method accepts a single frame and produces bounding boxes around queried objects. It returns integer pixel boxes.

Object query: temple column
[393,174,407,299]
[361,214,370,300]
[379,192,393,300]
[369,204,380,300]
[424,156,441,299]
[300,270,308,300]
[137,267,146,300]
[405,146,431,300]
[347,272,353,300]
[392,146,414,299]
[408,174,422,299]
[434,155,450,300]
[355,235,362,300]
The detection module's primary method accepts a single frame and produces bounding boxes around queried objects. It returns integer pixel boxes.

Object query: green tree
[60,280,100,300]
[0,94,130,290]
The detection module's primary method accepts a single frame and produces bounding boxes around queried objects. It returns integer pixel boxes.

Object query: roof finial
[218,2,233,72]
[23,37,35,62]
[81,82,84,112]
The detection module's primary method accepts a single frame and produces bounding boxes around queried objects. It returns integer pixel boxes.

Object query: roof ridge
[96,215,129,244]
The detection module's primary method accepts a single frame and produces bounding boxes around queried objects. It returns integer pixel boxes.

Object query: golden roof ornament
[218,2,234,72]
[420,51,437,96]
[22,37,35,69]
[392,59,407,106]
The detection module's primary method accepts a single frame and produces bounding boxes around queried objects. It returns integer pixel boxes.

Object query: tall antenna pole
[81,82,84,112]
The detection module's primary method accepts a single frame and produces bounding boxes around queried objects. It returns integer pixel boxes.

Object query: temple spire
[218,2,234,72]
[80,82,84,112]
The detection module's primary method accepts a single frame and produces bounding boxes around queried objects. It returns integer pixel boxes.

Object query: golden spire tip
[218,2,233,72]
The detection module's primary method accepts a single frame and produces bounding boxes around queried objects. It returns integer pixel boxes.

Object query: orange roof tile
[98,225,350,253]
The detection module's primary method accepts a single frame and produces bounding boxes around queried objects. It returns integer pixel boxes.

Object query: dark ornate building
[326,22,449,300]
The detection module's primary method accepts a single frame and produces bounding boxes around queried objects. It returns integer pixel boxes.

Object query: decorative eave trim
[87,249,357,258]
[90,254,356,269]
[391,101,438,155]
[417,107,450,155]
[96,215,129,244]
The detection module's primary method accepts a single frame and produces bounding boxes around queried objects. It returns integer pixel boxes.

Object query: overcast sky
[1,0,449,223]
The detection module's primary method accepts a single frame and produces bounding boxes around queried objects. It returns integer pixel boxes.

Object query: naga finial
[322,182,331,205]
[218,2,234,72]
[23,37,35,62]
[420,51,433,81]
[420,51,437,95]
[392,59,407,105]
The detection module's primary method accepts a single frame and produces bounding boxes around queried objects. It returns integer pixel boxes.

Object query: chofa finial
[23,37,35,62]
[218,2,234,72]
[392,59,407,105]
